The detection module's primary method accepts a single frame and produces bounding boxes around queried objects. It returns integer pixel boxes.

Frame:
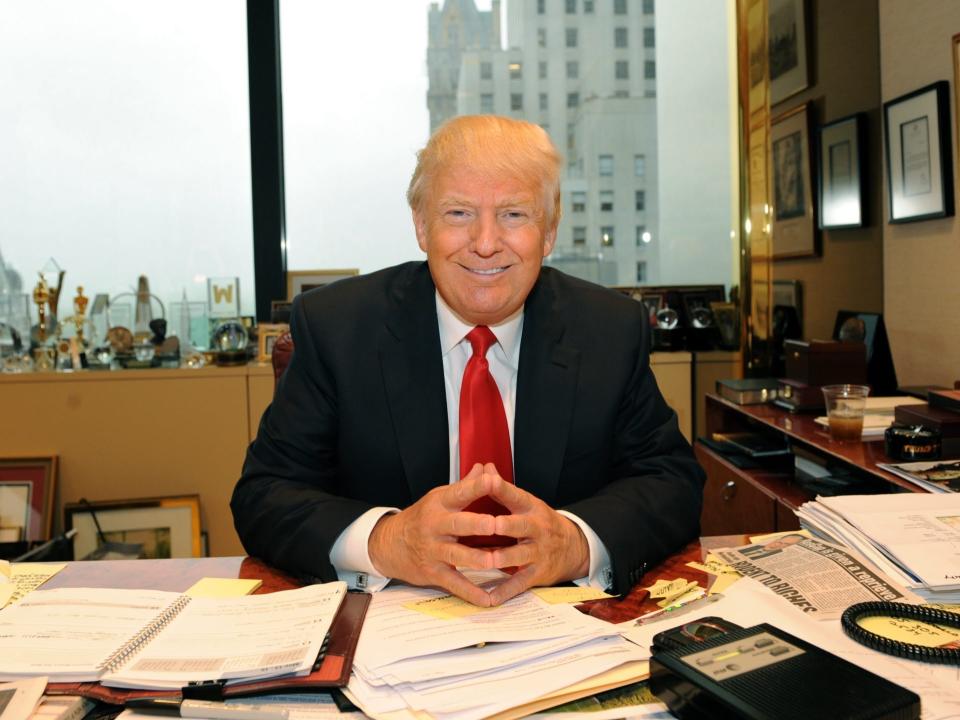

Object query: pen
[124,698,290,720]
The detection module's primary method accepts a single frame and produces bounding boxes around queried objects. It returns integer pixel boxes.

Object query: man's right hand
[368,463,498,606]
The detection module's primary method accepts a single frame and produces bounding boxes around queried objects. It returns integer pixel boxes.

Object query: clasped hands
[368,463,589,607]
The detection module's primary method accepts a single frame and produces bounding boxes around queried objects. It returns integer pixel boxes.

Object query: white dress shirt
[329,292,612,592]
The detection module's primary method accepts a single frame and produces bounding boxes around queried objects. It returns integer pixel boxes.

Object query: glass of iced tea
[822,384,871,441]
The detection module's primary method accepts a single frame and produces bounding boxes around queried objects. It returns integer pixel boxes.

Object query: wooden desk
[696,394,924,536]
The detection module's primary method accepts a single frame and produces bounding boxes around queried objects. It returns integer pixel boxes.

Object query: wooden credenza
[696,394,924,536]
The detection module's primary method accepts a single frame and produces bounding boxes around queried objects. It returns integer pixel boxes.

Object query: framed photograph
[207,277,240,319]
[768,0,809,106]
[772,278,803,330]
[818,113,866,229]
[0,457,57,543]
[286,269,359,301]
[710,301,739,349]
[641,293,663,327]
[270,300,292,324]
[257,322,289,362]
[64,495,202,560]
[772,103,818,258]
[884,81,955,223]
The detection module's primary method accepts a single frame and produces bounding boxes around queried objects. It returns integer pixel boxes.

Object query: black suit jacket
[232,262,704,593]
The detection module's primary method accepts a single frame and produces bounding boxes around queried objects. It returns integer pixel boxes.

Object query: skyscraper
[427,0,658,286]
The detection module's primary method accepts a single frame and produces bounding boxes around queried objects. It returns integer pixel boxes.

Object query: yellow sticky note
[858,614,960,648]
[687,558,742,594]
[657,582,700,608]
[404,594,493,619]
[646,578,689,599]
[531,587,613,604]
[186,577,263,598]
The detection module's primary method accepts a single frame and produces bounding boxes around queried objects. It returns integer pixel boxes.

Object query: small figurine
[32,276,50,344]
[73,286,89,345]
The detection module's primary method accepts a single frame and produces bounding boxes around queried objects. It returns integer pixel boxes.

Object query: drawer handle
[722,480,737,501]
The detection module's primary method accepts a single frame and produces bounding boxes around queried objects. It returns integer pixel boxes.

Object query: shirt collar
[435,291,524,366]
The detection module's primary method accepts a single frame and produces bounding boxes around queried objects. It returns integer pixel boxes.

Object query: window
[584,0,595,12]
[567,92,579,108]
[537,28,547,48]
[634,154,646,177]
[480,61,492,80]
[539,92,548,111]
[614,0,627,14]
[571,191,586,212]
[614,27,628,48]
[566,61,579,79]
[510,93,523,111]
[598,154,614,176]
[565,28,578,48]
[567,122,576,150]
[566,0,577,13]
[644,27,655,48]
[599,190,614,211]
[643,0,655,13]
[480,93,494,113]
[636,261,647,283]
[538,0,546,14]
[645,60,656,79]
[509,62,522,80]
[601,226,615,246]
[573,226,587,245]
[538,61,548,79]
[615,60,629,80]
[636,225,649,245]
[635,190,646,211]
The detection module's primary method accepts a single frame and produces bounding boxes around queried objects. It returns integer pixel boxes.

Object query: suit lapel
[514,270,580,505]
[379,264,450,502]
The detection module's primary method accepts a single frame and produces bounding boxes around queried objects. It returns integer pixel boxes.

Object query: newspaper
[715,535,920,620]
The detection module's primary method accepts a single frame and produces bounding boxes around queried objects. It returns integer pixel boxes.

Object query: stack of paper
[796,493,960,603]
[344,582,649,720]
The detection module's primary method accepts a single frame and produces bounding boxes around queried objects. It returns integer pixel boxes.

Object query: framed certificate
[883,81,954,223]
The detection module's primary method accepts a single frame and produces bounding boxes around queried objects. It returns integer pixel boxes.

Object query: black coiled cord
[841,601,960,665]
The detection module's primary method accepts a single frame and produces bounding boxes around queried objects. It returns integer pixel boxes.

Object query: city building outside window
[509,61,522,79]
[615,60,629,79]
[480,61,492,80]
[567,92,579,108]
[566,0,577,13]
[584,0,595,12]
[643,0,655,14]
[598,154,614,176]
[635,190,646,211]
[565,28,578,48]
[538,0,546,14]
[538,60,548,79]
[645,60,656,79]
[615,27,628,48]
[600,190,614,211]
[573,226,587,245]
[644,27,655,48]
[614,0,627,15]
[634,154,646,177]
[566,60,579,79]
[601,226,615,246]
[539,92,548,111]
[511,93,523,111]
[480,93,494,113]
[572,191,586,212]
[538,28,547,48]
[636,225,648,245]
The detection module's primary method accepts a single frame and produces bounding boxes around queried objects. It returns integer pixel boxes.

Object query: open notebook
[0,582,345,689]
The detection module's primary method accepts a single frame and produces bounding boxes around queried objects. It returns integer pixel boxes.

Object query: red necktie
[459,326,517,548]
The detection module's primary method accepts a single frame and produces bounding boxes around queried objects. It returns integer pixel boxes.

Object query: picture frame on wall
[883,80,955,223]
[818,113,867,229]
[286,269,359,301]
[64,495,202,560]
[768,0,809,106]
[772,103,818,258]
[0,457,57,543]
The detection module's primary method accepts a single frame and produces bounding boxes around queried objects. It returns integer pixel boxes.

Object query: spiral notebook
[0,582,346,689]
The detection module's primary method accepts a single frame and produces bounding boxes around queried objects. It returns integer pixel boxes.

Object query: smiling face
[414,166,557,326]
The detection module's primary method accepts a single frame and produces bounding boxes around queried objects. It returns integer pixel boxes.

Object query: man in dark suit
[232,115,704,607]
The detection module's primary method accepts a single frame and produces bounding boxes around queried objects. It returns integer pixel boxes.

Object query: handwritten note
[0,560,11,608]
[646,578,690,600]
[531,587,613,604]
[404,594,494,619]
[688,555,742,594]
[657,582,700,608]
[6,563,64,607]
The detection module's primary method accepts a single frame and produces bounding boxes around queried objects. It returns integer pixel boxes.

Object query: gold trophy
[31,276,50,344]
[73,286,89,346]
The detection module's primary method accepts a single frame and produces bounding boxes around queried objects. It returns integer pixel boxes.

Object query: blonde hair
[407,115,562,228]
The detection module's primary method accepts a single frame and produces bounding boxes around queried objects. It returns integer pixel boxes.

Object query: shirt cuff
[557,510,614,592]
[329,506,399,592]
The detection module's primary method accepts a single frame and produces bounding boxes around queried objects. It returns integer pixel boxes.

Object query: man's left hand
[478,463,590,605]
